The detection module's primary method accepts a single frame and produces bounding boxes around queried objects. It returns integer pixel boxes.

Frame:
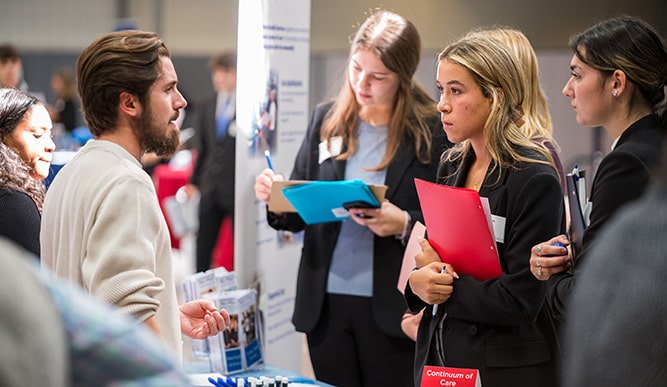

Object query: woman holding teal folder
[254,10,451,387]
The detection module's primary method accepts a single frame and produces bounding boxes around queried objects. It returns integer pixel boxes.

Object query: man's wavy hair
[76,30,170,136]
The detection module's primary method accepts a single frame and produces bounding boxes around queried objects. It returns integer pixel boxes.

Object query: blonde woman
[401,27,567,342]
[406,34,564,387]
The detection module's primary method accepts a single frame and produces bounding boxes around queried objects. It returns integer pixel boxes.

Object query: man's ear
[119,91,140,117]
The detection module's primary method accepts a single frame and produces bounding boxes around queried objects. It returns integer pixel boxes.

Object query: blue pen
[222,376,238,387]
[207,376,226,387]
[264,149,274,171]
[432,265,447,317]
[539,242,566,258]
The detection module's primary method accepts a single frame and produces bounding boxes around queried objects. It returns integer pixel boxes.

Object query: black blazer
[190,93,236,212]
[548,114,665,324]
[268,101,451,337]
[405,148,565,387]
[0,187,41,257]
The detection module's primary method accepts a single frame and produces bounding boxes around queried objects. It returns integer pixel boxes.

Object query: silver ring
[535,245,542,256]
[536,258,542,267]
[538,267,543,276]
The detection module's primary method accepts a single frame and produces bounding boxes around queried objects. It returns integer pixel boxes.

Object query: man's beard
[134,106,180,157]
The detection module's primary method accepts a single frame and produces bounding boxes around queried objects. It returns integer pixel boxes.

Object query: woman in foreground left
[0,87,55,257]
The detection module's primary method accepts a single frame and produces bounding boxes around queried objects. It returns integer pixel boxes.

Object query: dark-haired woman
[0,88,55,256]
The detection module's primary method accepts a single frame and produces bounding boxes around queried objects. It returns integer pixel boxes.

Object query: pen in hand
[264,149,274,171]
[432,265,447,317]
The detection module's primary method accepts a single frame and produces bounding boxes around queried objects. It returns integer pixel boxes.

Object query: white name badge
[491,215,505,244]
[318,136,343,164]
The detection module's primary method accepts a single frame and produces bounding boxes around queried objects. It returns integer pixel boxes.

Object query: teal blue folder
[281,179,381,224]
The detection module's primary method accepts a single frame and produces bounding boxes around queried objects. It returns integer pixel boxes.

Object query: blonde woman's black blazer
[405,147,565,387]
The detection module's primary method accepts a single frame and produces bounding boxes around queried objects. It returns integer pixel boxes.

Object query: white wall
[1,0,665,53]
[0,0,116,51]
[2,0,659,170]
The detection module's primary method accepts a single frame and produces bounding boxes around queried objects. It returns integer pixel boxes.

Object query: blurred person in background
[47,67,80,133]
[0,44,27,90]
[185,51,237,273]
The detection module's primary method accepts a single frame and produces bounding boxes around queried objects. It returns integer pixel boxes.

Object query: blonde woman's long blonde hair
[470,28,556,148]
[321,10,438,171]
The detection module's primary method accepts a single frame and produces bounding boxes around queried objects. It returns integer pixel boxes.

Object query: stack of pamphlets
[182,267,239,358]
[205,289,264,375]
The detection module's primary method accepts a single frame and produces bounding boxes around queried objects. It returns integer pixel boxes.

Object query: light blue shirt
[327,120,387,297]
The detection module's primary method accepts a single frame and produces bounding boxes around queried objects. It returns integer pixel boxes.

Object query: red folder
[414,178,502,280]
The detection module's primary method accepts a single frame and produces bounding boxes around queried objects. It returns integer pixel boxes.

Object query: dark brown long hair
[0,88,45,210]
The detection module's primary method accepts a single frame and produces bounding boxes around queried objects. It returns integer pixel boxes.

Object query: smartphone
[342,200,379,210]
[343,200,379,218]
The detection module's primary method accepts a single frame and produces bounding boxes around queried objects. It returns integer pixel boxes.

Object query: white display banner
[234,0,311,374]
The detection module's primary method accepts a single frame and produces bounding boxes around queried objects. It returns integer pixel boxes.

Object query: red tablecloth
[153,163,234,271]
[211,216,234,272]
[154,164,191,249]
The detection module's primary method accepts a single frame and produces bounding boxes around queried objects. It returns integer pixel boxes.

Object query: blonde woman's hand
[415,238,442,268]
[408,261,459,305]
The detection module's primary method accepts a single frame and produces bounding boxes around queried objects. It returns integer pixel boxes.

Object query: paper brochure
[397,221,426,294]
[182,268,239,358]
[205,289,264,375]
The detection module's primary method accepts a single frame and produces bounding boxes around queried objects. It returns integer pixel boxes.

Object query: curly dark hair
[0,88,45,211]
